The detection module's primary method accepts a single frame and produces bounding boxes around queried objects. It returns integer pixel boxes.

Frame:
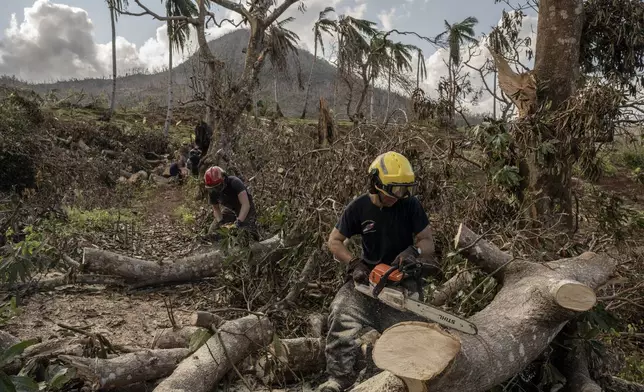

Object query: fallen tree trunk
[81,234,282,288]
[562,339,602,392]
[60,348,190,389]
[351,223,617,392]
[3,337,89,375]
[151,326,206,349]
[153,314,274,392]
[17,274,126,293]
[254,337,325,385]
[430,270,474,307]
[189,311,225,329]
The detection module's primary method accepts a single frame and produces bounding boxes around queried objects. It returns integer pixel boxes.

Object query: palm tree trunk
[416,51,420,90]
[300,41,318,119]
[385,62,392,120]
[163,28,173,138]
[108,4,117,120]
[369,86,373,122]
[492,69,497,119]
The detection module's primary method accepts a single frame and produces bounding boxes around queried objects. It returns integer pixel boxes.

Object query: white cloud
[377,8,397,31]
[0,0,241,82]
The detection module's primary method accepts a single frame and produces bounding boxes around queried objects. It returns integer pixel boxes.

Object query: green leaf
[271,334,287,362]
[0,372,17,392]
[0,339,39,367]
[10,376,38,392]
[46,365,75,390]
[188,329,212,352]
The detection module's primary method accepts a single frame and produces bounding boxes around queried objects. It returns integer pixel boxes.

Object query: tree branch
[265,0,301,28]
[129,0,197,23]
[211,0,252,22]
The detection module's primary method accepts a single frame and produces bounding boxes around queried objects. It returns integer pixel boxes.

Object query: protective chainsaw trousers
[324,281,425,389]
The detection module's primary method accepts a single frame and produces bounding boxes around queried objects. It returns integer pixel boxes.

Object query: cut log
[81,234,282,288]
[430,270,473,307]
[307,313,327,338]
[153,314,274,392]
[351,223,617,392]
[254,337,325,385]
[60,348,190,389]
[17,274,126,293]
[189,311,225,329]
[151,327,206,349]
[3,337,89,374]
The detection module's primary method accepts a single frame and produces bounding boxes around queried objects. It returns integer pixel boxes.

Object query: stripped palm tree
[105,0,129,121]
[435,16,479,122]
[335,15,378,118]
[384,40,416,120]
[265,17,301,115]
[300,7,336,119]
[415,47,427,90]
[162,0,197,137]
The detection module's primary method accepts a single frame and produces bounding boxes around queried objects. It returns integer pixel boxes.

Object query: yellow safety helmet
[368,151,417,199]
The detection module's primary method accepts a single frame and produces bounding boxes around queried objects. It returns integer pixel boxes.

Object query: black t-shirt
[336,193,429,266]
[208,176,256,218]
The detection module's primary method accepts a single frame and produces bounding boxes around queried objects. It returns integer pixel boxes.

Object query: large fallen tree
[153,314,274,392]
[81,234,282,288]
[350,223,618,392]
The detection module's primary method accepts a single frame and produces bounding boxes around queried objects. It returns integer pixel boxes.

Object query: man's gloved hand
[394,246,421,269]
[348,257,370,284]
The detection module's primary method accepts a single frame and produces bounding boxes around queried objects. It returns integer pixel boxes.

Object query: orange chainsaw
[355,262,478,335]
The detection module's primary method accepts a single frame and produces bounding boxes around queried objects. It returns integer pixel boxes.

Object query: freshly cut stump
[550,280,596,311]
[373,322,461,382]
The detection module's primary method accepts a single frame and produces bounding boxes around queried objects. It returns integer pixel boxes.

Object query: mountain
[0,29,412,121]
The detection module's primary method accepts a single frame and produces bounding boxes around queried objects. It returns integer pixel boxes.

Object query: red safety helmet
[204,166,225,189]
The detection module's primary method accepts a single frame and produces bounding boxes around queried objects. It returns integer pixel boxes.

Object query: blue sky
[0,0,538,114]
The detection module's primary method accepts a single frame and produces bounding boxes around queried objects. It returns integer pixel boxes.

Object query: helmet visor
[379,183,417,199]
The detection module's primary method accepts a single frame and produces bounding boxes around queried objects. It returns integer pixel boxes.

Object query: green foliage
[174,205,196,226]
[188,329,213,352]
[617,145,644,170]
[0,226,52,286]
[620,352,644,382]
[0,339,39,392]
[581,0,644,96]
[64,207,136,232]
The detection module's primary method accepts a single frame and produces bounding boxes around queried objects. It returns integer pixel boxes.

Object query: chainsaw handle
[372,265,399,298]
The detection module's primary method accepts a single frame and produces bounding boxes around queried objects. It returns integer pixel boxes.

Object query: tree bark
[3,338,89,375]
[189,311,225,329]
[253,337,325,385]
[350,223,617,392]
[81,234,282,288]
[108,3,117,120]
[562,339,602,392]
[429,270,474,307]
[529,0,584,228]
[153,314,274,392]
[151,327,206,349]
[301,40,318,119]
[163,24,173,138]
[60,348,190,389]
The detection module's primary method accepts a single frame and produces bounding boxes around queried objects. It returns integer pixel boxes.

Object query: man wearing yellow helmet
[317,151,441,392]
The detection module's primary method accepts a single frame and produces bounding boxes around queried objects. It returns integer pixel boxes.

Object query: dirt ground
[4,183,221,349]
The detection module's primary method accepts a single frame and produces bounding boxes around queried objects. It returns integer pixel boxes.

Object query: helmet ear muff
[369,168,380,194]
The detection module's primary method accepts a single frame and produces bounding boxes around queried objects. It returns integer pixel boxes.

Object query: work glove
[347,257,370,285]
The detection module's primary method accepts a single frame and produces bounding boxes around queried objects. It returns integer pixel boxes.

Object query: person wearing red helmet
[204,166,259,241]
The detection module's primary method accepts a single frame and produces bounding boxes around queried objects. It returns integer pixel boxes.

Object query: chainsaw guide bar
[354,282,478,335]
